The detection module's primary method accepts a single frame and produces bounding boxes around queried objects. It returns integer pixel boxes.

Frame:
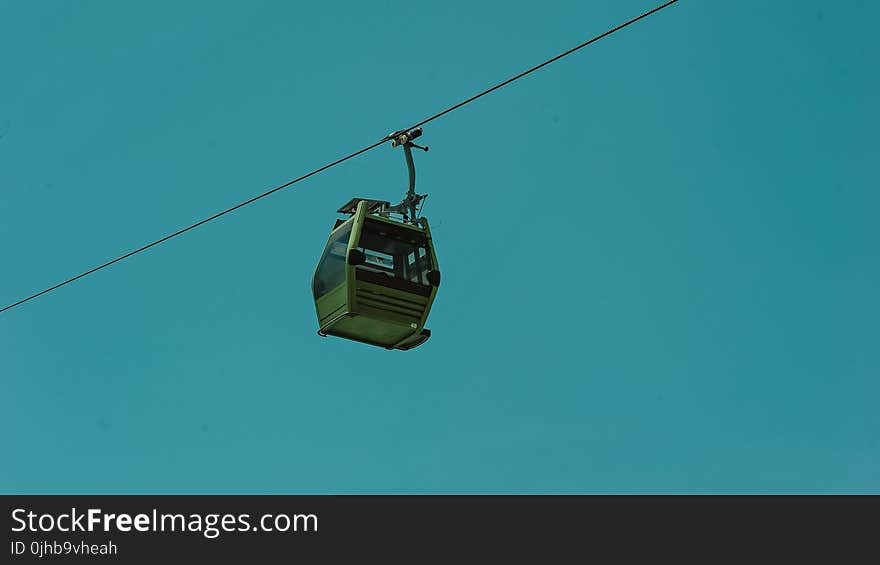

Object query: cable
[1,0,678,315]
[404,0,679,132]
[0,139,387,314]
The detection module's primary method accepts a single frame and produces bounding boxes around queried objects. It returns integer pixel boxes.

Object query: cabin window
[313,223,352,298]
[356,220,432,286]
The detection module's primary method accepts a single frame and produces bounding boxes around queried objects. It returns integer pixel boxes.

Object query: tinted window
[356,220,432,285]
[313,223,352,298]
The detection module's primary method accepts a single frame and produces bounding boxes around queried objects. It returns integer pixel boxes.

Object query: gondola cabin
[312,198,440,350]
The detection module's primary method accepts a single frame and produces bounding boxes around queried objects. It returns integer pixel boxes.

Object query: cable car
[312,128,440,350]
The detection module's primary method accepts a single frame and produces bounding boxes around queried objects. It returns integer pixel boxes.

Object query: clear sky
[2,1,877,493]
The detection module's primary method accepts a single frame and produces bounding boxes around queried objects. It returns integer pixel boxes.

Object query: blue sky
[2,1,877,493]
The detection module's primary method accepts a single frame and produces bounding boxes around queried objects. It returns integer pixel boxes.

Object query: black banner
[2,496,874,562]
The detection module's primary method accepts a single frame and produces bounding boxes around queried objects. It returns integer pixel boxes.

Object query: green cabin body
[312,200,440,350]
